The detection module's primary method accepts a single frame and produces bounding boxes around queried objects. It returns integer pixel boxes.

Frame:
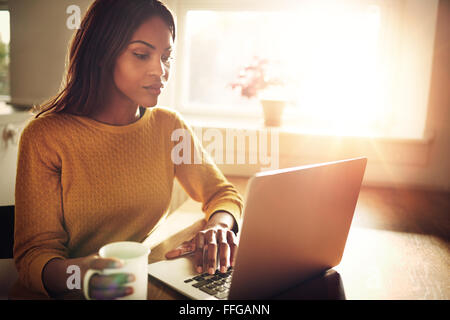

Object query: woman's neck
[89,105,142,126]
[88,87,142,126]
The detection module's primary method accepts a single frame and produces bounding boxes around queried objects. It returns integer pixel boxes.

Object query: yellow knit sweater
[12,106,243,298]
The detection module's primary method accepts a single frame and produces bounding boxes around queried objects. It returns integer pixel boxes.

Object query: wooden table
[144,177,450,300]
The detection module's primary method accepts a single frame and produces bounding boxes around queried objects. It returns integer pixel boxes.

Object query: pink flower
[229,56,283,99]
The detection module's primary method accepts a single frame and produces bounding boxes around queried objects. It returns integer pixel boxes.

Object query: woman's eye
[133,53,148,60]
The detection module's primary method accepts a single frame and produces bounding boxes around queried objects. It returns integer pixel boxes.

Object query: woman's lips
[143,85,162,95]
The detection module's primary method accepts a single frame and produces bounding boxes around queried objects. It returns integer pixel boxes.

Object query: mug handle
[83,269,100,300]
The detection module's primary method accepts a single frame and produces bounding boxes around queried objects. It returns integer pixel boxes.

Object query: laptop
[147,157,367,299]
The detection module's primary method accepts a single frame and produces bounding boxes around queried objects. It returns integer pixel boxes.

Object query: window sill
[182,113,434,145]
[181,112,434,169]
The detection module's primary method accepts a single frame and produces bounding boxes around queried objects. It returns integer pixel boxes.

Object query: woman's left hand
[165,212,238,274]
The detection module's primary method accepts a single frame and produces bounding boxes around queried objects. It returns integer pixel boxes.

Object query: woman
[12,0,243,300]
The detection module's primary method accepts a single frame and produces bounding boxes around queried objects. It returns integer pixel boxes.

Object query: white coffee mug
[83,241,150,300]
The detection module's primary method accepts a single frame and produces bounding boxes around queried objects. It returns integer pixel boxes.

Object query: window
[0,9,9,100]
[171,0,439,139]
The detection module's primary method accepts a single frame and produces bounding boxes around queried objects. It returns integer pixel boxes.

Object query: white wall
[9,0,92,106]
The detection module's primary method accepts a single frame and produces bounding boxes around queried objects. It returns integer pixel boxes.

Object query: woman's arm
[205,210,236,230]
[14,121,69,296]
[169,110,244,230]
[15,121,137,300]
[165,110,243,274]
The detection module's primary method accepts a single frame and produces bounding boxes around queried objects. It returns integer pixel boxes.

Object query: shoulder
[150,106,183,122]
[17,113,69,166]
[150,106,190,129]
[20,112,74,143]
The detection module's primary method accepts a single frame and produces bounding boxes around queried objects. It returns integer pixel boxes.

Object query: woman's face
[112,16,174,108]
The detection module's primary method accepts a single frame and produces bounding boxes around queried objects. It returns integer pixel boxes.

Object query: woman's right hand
[79,254,135,300]
[43,254,135,300]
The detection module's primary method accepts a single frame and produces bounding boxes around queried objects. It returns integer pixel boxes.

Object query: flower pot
[260,99,286,127]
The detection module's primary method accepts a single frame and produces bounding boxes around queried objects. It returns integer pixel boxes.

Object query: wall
[9,0,92,106]
[421,0,450,191]
[363,0,450,191]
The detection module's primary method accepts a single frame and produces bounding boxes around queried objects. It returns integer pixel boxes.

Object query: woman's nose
[148,57,166,78]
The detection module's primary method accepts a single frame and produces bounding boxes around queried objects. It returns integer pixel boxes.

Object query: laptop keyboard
[184,267,233,299]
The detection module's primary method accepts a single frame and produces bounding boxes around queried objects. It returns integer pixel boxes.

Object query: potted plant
[230,56,287,127]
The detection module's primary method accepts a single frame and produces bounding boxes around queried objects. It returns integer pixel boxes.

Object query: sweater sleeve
[14,119,69,297]
[170,111,244,232]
